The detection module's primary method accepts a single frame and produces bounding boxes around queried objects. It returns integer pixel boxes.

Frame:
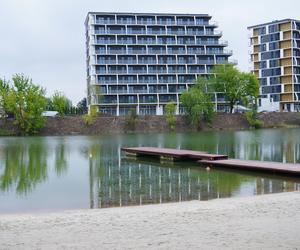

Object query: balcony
[96,40,116,44]
[137,20,156,25]
[157,20,176,25]
[107,70,127,74]
[197,60,215,64]
[177,21,195,26]
[107,50,127,54]
[127,30,146,35]
[118,60,136,64]
[147,30,166,35]
[128,70,147,74]
[97,60,116,64]
[95,19,115,24]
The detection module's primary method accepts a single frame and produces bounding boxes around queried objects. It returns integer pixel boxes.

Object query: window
[260,78,267,86]
[261,67,281,77]
[260,44,267,52]
[259,61,267,69]
[270,77,280,85]
[259,27,266,35]
[269,60,279,68]
[268,24,279,33]
[261,50,280,60]
[269,42,279,51]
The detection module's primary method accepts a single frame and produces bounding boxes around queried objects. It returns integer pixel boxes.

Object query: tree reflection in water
[0,129,300,209]
[0,138,48,195]
[0,137,69,195]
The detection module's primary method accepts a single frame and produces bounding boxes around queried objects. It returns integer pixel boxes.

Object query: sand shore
[1,192,300,250]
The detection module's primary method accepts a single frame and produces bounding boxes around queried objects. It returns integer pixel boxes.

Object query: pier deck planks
[122,147,300,176]
[121,147,228,160]
[200,159,300,176]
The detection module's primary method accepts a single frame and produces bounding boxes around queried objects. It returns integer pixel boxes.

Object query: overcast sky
[0,0,299,103]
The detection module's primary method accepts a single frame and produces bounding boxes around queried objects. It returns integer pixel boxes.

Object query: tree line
[0,64,260,135]
[167,64,260,129]
[0,74,87,135]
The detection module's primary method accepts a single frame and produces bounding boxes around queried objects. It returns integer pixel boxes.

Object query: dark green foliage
[180,77,215,127]
[165,102,176,131]
[212,64,260,113]
[246,110,263,129]
[125,108,138,131]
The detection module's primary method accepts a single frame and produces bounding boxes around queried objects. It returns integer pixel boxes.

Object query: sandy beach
[1,192,300,250]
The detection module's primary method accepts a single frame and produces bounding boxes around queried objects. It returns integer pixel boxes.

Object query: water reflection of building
[88,147,300,209]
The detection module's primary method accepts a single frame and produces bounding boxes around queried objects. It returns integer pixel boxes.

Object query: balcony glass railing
[107,70,127,74]
[157,21,175,25]
[107,50,127,54]
[147,31,166,35]
[128,70,147,74]
[97,40,116,44]
[95,50,106,54]
[148,70,167,74]
[95,20,115,24]
[118,60,136,64]
[177,21,195,25]
[138,60,157,64]
[117,20,136,24]
[106,30,126,34]
[117,41,136,45]
[140,98,157,103]
[137,20,156,25]
[198,60,215,64]
[188,70,206,74]
[148,50,167,54]
[107,90,128,94]
[127,30,146,35]
[128,89,148,93]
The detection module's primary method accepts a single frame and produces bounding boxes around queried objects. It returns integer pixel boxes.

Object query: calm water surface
[1,128,300,213]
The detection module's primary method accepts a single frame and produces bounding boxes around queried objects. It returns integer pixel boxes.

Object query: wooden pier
[121,147,300,176]
[121,147,228,161]
[200,159,300,176]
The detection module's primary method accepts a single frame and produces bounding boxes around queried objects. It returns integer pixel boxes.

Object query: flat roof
[85,11,212,24]
[248,18,300,29]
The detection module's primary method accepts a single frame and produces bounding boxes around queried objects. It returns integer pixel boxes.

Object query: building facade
[85,12,232,115]
[249,19,300,112]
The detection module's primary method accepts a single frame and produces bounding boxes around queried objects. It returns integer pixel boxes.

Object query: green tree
[77,98,88,114]
[5,74,47,135]
[0,78,10,116]
[212,64,259,113]
[51,91,70,116]
[165,102,176,131]
[180,77,215,126]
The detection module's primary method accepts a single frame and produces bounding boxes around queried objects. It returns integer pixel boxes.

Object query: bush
[165,102,176,131]
[82,105,98,125]
[246,110,263,129]
[125,108,138,131]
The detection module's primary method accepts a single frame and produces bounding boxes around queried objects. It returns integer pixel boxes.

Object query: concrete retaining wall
[0,113,299,136]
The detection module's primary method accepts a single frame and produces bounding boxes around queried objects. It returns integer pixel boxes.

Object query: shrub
[165,102,176,131]
[83,105,98,125]
[125,108,138,131]
[246,110,263,129]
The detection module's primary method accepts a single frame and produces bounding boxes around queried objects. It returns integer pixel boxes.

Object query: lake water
[1,128,300,213]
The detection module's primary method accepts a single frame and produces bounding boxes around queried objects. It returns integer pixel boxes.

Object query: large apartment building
[249,19,300,112]
[85,12,232,115]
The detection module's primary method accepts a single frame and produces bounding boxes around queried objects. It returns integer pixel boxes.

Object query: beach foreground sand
[1,192,300,250]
